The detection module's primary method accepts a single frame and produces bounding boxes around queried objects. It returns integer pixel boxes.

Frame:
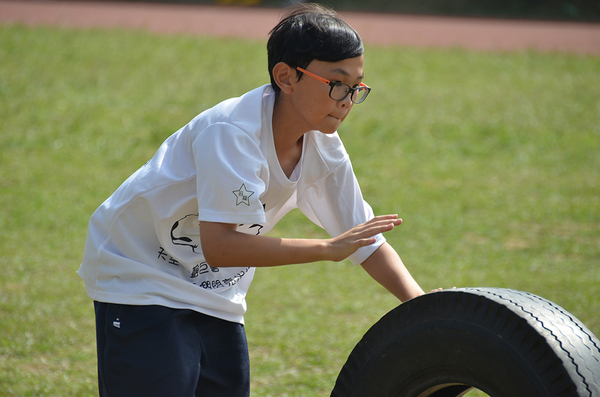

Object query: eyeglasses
[296,67,371,104]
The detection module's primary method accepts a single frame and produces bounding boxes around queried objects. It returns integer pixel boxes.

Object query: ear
[272,62,296,94]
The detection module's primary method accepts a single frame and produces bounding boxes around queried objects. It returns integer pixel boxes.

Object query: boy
[79,4,425,396]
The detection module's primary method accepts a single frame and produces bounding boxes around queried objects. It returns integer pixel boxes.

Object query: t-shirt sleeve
[193,123,267,225]
[298,159,386,265]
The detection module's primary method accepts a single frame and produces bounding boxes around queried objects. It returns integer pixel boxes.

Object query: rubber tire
[331,288,600,397]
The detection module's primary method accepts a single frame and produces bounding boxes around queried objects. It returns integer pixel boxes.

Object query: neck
[272,93,306,178]
[272,92,307,149]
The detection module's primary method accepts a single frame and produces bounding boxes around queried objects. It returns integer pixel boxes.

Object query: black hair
[267,3,364,93]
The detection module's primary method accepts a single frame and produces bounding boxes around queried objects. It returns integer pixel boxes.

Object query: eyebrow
[329,67,364,81]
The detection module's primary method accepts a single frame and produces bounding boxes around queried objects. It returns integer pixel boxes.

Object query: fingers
[371,215,403,228]
[356,236,378,248]
[358,215,403,235]
[329,215,404,261]
[370,214,402,224]
[336,218,400,252]
[429,287,457,293]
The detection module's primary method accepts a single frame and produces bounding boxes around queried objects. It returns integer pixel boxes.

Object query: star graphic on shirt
[232,183,254,206]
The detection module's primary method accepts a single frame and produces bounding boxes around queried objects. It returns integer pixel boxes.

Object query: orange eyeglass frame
[296,67,371,103]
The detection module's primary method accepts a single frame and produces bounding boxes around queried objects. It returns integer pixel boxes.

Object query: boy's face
[291,55,364,135]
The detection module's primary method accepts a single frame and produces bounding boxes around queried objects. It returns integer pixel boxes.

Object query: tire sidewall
[349,315,547,397]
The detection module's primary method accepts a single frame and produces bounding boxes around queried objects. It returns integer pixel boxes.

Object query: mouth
[329,114,346,122]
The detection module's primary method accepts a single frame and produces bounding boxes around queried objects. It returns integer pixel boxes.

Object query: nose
[338,94,353,108]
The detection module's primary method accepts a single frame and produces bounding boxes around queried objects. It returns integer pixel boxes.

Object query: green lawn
[0,24,598,396]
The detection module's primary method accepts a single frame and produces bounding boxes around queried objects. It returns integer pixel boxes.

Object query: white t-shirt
[78,85,385,324]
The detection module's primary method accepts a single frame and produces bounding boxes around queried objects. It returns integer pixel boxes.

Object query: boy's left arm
[361,242,425,302]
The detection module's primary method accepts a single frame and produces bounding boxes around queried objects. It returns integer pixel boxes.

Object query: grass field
[0,23,598,396]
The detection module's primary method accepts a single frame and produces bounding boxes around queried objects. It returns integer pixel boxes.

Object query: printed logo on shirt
[232,183,254,206]
[237,204,266,235]
[157,211,254,290]
[158,244,248,290]
[170,214,201,253]
[237,223,263,235]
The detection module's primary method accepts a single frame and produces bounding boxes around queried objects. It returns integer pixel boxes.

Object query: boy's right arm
[199,214,402,268]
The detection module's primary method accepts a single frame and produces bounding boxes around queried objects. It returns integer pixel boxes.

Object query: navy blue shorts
[94,302,250,397]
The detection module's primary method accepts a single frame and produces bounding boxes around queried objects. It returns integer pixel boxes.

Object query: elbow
[199,221,237,268]
[200,236,229,268]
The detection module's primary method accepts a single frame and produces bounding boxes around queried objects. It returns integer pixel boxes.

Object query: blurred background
[1,1,598,395]
[98,0,600,22]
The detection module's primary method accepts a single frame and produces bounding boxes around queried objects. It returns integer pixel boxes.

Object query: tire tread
[331,288,600,397]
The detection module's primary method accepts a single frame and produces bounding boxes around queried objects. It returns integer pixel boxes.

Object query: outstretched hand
[327,215,402,262]
[430,287,457,293]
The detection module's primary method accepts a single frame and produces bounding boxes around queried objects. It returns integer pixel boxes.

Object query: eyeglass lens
[330,83,369,104]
